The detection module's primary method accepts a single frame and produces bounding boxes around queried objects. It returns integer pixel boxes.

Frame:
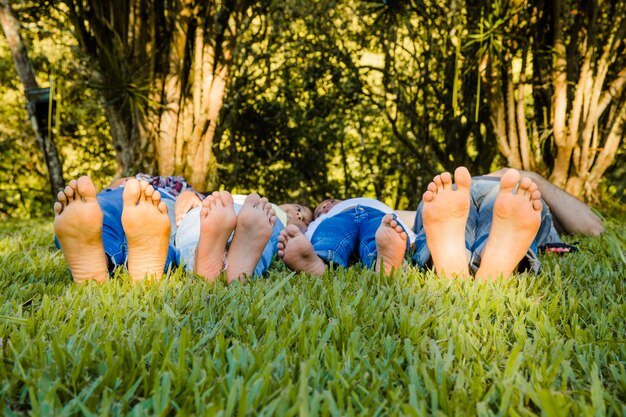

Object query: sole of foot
[277,224,326,276]
[225,194,276,283]
[374,214,407,275]
[121,179,171,283]
[53,176,108,284]
[422,166,472,278]
[475,168,542,281]
[194,191,237,282]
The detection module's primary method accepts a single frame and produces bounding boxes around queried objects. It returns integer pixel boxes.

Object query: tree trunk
[0,0,65,197]
[549,0,571,189]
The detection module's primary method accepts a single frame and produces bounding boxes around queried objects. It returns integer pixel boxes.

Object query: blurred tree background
[1,0,624,220]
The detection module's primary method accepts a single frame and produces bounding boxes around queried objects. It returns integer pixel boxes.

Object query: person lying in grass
[412,166,604,281]
[54,174,313,285]
[54,175,192,284]
[174,191,313,283]
[277,197,416,276]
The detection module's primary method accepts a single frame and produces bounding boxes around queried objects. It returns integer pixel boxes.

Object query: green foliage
[214,0,505,209]
[2,0,624,217]
[0,1,117,219]
[1,218,625,415]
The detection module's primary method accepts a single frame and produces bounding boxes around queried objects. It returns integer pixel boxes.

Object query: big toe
[219,190,234,208]
[77,176,98,202]
[243,193,261,207]
[285,224,303,238]
[454,166,472,189]
[499,169,521,193]
[123,178,141,205]
[381,213,394,227]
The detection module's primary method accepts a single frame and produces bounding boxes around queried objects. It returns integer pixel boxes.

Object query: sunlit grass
[0,217,624,415]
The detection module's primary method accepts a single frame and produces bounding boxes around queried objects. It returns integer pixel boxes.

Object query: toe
[64,185,76,201]
[123,178,141,206]
[244,193,261,207]
[499,169,520,193]
[212,191,222,206]
[54,201,63,216]
[205,195,216,210]
[151,190,162,206]
[157,201,168,215]
[219,191,234,207]
[427,182,437,193]
[76,176,98,202]
[285,224,301,238]
[454,166,472,190]
[423,190,435,203]
[518,177,533,196]
[144,185,155,201]
[57,190,68,207]
[433,175,443,190]
[441,172,453,190]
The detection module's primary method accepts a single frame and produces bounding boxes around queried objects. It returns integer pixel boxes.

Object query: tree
[472,0,626,202]
[0,0,64,198]
[64,0,268,190]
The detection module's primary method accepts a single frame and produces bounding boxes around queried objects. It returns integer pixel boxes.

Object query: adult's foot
[122,179,171,283]
[422,166,472,278]
[277,225,326,276]
[194,191,237,282]
[225,194,276,283]
[374,214,407,274]
[475,169,542,281]
[53,176,108,284]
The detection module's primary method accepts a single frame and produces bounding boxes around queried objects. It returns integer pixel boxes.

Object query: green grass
[0,217,625,416]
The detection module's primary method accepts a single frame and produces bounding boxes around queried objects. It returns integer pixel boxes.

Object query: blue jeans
[411,176,561,274]
[311,206,411,269]
[54,187,178,273]
[175,206,283,277]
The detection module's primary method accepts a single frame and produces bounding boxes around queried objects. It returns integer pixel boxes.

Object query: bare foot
[422,166,472,278]
[194,191,237,282]
[122,179,171,283]
[53,177,108,284]
[225,194,276,283]
[374,214,407,274]
[475,169,542,281]
[277,225,326,276]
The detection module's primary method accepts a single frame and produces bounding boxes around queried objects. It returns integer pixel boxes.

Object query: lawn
[0,216,624,416]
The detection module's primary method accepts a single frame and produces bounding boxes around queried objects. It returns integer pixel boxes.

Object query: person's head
[279,203,313,231]
[314,198,342,219]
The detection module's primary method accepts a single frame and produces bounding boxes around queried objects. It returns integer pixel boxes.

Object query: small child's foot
[374,214,407,274]
[194,191,237,282]
[476,169,542,281]
[53,176,108,284]
[122,179,171,283]
[277,225,326,276]
[226,194,276,283]
[422,166,472,278]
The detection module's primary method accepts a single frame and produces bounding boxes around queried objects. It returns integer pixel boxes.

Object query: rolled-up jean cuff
[315,249,348,268]
[411,245,431,269]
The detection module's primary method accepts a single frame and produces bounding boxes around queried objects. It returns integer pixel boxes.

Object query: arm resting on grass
[487,169,604,236]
